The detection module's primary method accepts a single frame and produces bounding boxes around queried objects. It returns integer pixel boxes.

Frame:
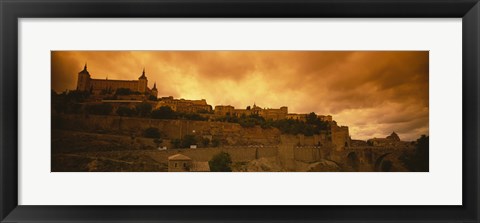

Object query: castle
[76,64,158,98]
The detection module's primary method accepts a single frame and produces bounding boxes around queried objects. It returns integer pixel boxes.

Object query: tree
[400,135,429,171]
[171,139,182,149]
[116,106,136,117]
[211,138,221,147]
[170,135,197,149]
[151,106,177,119]
[65,90,90,102]
[209,152,232,172]
[179,112,207,121]
[143,127,161,138]
[136,102,152,117]
[181,134,197,148]
[306,112,318,125]
[239,118,256,128]
[200,138,210,147]
[86,103,113,115]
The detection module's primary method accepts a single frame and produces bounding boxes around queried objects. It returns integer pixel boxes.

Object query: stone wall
[54,114,281,145]
[293,147,322,163]
[331,125,350,151]
[147,146,278,164]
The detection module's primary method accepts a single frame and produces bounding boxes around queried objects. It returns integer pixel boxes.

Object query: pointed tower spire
[79,62,90,75]
[139,67,147,79]
[153,81,157,90]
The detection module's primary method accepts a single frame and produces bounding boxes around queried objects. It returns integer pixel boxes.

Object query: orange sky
[51,51,429,141]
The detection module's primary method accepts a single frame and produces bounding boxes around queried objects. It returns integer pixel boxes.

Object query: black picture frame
[1,0,479,222]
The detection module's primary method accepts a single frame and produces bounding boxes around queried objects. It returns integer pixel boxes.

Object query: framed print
[1,0,479,222]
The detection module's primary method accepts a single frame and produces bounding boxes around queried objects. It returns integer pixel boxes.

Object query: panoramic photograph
[51,51,429,172]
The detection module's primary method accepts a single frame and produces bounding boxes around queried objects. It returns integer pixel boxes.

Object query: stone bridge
[290,145,414,171]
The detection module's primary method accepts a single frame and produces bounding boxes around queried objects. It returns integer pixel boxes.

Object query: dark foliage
[209,152,232,172]
[151,106,177,119]
[52,90,90,114]
[214,112,330,136]
[171,135,197,149]
[270,115,330,136]
[178,112,208,121]
[116,106,136,117]
[200,138,210,147]
[211,138,221,147]
[85,103,113,115]
[143,127,161,138]
[135,102,152,117]
[400,135,429,172]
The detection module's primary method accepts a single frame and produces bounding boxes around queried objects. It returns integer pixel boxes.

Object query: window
[174,163,177,167]
[183,163,186,167]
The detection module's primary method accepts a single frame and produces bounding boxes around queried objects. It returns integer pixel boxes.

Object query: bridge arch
[346,152,360,171]
[374,153,392,171]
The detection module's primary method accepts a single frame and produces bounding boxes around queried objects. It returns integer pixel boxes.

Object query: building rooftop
[168,153,192,161]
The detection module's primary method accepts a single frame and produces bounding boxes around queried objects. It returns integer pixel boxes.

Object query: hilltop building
[286,113,333,122]
[168,154,192,172]
[76,64,158,99]
[156,96,213,113]
[167,153,210,172]
[215,103,288,120]
[214,103,332,122]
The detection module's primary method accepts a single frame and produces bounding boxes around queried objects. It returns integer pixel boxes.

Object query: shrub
[151,106,177,119]
[181,135,197,148]
[116,106,136,117]
[136,102,152,117]
[143,127,161,138]
[170,135,198,148]
[171,139,182,149]
[200,138,210,147]
[86,103,113,115]
[211,138,220,147]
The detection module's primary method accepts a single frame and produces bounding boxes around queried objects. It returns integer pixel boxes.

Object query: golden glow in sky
[52,51,429,141]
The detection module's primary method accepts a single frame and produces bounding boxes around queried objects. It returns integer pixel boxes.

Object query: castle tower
[151,82,158,99]
[138,67,148,93]
[76,63,91,91]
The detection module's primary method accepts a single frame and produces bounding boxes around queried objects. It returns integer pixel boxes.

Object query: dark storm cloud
[51,51,428,140]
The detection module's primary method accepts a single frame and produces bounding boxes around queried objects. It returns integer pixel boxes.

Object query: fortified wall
[54,114,281,145]
[331,125,350,150]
